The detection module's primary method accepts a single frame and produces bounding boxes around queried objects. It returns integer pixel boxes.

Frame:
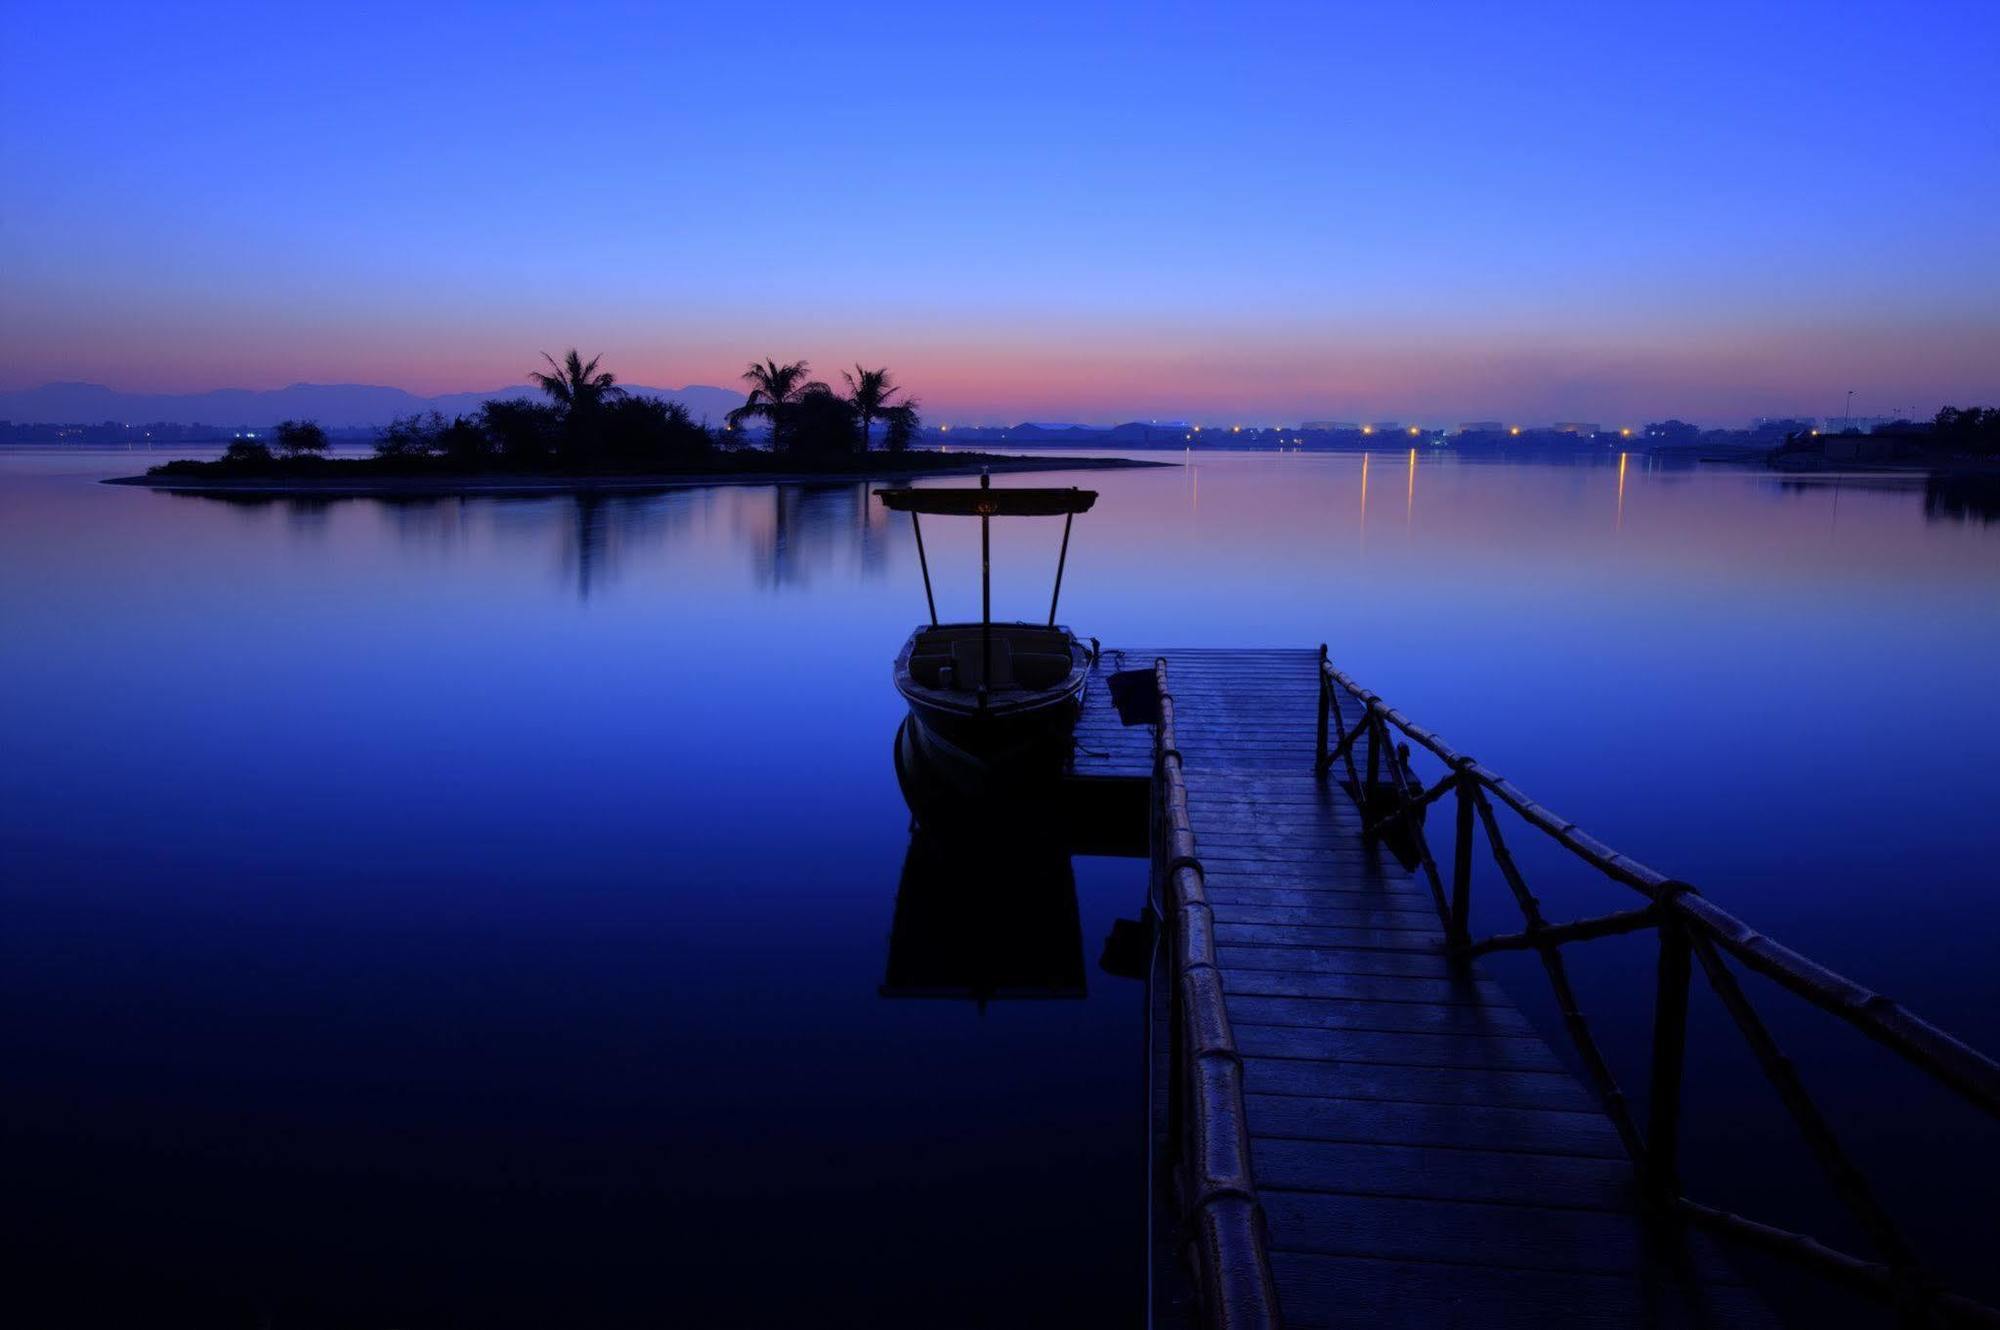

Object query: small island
[106,352,1167,496]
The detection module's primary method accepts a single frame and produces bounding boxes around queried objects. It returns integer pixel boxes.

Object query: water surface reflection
[2,447,1996,1320]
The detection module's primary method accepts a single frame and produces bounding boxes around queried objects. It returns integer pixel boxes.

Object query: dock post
[979,472,991,693]
[1450,776,1475,947]
[1648,920,1691,1206]
[1314,644,1329,776]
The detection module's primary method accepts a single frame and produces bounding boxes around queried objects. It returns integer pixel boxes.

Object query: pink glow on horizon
[4,307,1996,426]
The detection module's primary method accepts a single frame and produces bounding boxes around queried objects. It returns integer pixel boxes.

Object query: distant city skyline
[3,3,1996,425]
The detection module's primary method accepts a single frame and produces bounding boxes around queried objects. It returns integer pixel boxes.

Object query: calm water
[3,445,1997,1325]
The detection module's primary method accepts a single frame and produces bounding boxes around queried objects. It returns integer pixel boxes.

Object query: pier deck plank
[1087,648,1766,1328]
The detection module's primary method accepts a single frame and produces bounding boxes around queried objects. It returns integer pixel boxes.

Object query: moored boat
[877,475,1098,824]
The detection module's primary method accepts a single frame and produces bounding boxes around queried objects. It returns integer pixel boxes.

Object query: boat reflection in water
[875,474,1152,1005]
[880,830,1087,1004]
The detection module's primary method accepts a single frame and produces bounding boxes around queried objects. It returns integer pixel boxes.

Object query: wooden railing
[1314,645,2000,1327]
[1153,659,1281,1330]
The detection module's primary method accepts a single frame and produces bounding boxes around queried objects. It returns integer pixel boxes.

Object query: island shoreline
[103,452,1169,497]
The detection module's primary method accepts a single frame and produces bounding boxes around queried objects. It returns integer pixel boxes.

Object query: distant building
[1748,417,1816,441]
[1551,421,1602,435]
[1365,422,1400,434]
[1825,415,1901,434]
[1457,421,1504,434]
[1300,421,1360,432]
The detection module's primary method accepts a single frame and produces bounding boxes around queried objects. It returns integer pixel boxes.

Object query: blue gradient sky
[3,1,1996,424]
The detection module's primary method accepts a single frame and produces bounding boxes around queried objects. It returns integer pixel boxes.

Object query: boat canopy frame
[876,483,1099,518]
[875,472,1098,700]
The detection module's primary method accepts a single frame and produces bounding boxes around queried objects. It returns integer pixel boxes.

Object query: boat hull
[894,708,1078,828]
[890,622,1091,831]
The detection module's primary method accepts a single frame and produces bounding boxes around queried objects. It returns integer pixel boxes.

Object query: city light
[1509,426,1521,436]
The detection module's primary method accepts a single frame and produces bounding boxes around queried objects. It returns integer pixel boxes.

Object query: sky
[2,0,1997,426]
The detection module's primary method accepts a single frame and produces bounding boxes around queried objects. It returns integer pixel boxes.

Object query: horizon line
[0,377,1922,434]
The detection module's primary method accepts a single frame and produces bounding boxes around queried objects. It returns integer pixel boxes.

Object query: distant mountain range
[0,380,747,428]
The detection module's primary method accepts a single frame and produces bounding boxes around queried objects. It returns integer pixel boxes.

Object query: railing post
[1449,773,1474,948]
[1648,920,1692,1208]
[1314,644,1330,777]
[979,502,992,689]
[1153,725,1183,1161]
[1364,707,1382,795]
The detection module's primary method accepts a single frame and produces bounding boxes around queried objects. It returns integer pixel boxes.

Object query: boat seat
[1013,652,1073,689]
[907,653,952,686]
[1004,627,1072,656]
[950,637,1015,690]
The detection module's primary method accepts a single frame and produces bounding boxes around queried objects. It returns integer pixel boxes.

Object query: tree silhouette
[480,399,562,462]
[600,396,711,460]
[274,420,328,456]
[530,350,624,417]
[882,398,922,452]
[841,365,906,450]
[529,349,627,464]
[377,411,492,462]
[728,359,825,450]
[377,411,447,458]
[789,385,861,456]
[1934,406,2000,456]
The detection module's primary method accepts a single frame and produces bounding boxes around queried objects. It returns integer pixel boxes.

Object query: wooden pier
[1066,647,2000,1330]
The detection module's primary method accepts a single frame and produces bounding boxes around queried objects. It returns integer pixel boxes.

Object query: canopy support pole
[1048,504,1075,627]
[910,512,937,627]
[980,472,992,706]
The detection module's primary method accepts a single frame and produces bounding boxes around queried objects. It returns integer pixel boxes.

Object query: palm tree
[530,349,623,417]
[841,365,906,451]
[728,359,820,446]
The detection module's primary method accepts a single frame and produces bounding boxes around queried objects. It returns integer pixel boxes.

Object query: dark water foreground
[2,446,1996,1325]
